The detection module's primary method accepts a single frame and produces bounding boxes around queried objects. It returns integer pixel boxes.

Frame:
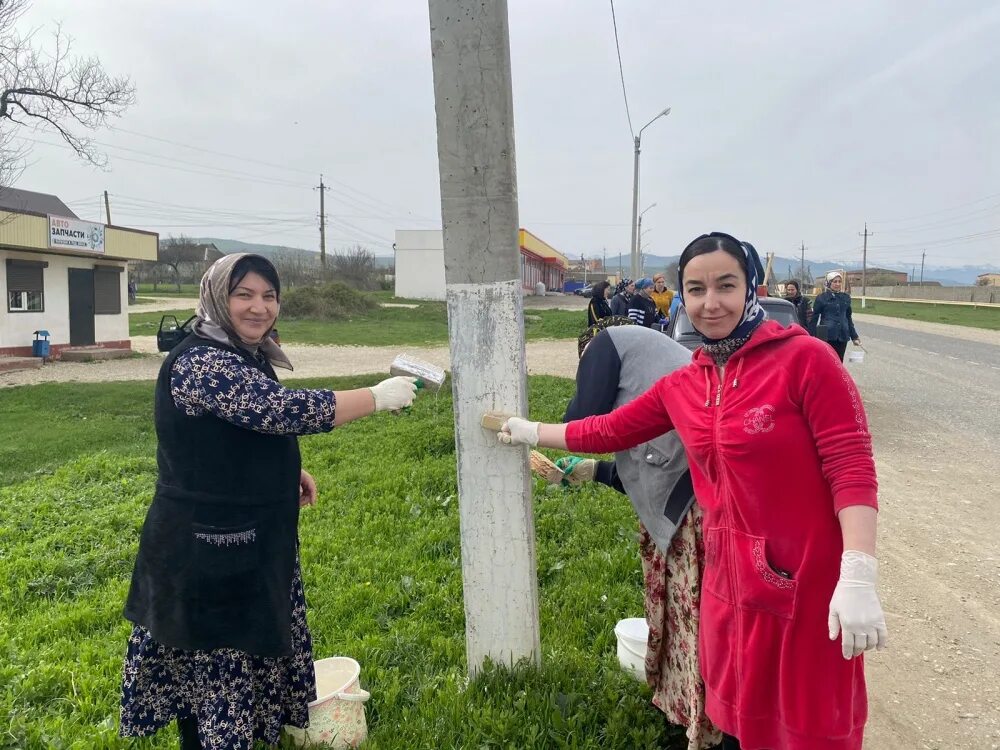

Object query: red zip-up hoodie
[566,321,878,750]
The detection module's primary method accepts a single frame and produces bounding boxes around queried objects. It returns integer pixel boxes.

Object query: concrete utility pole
[427,0,540,674]
[800,241,805,282]
[920,250,926,286]
[104,190,112,225]
[859,222,873,308]
[316,175,329,269]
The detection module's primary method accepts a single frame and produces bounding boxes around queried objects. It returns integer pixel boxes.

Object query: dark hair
[229,255,281,300]
[592,280,611,299]
[677,233,746,291]
[785,279,800,290]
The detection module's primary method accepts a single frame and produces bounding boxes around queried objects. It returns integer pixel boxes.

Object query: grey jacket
[564,325,694,554]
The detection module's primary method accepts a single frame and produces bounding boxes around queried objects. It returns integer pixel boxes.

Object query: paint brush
[389,354,447,392]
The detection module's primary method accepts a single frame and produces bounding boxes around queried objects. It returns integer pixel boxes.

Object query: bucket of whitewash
[285,657,370,748]
[614,618,648,681]
[847,350,865,364]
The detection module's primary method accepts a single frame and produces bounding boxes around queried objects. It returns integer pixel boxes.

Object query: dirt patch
[1,338,581,388]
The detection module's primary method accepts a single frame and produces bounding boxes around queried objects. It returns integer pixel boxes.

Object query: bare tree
[157,235,212,291]
[329,244,381,289]
[0,0,136,186]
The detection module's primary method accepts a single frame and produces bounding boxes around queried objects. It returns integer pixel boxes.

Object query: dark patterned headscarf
[192,253,293,370]
[614,278,633,297]
[577,315,634,358]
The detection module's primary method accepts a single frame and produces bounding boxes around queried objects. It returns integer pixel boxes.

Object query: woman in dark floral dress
[120,254,419,749]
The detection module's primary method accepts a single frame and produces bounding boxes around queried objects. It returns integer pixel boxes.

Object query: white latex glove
[369,376,418,412]
[828,550,888,659]
[497,417,540,446]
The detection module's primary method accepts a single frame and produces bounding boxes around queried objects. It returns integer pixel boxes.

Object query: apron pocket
[191,520,261,607]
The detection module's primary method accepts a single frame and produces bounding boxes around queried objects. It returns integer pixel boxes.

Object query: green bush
[280,282,381,320]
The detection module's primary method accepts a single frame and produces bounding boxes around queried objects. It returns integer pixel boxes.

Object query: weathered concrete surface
[429,0,540,672]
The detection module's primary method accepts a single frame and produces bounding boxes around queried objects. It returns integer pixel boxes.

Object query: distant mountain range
[189,238,996,285]
[605,253,998,286]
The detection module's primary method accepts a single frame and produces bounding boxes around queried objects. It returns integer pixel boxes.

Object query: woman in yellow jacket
[650,273,675,319]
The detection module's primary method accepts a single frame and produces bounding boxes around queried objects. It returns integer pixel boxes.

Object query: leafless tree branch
[0,0,136,186]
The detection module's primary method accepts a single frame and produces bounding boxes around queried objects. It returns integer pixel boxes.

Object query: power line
[108,125,316,176]
[107,125,438,223]
[609,0,634,139]
[19,136,313,191]
[869,190,1000,224]
[870,201,1000,235]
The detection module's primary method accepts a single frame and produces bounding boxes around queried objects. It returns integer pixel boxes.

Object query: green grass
[129,305,588,345]
[0,378,683,749]
[857,299,1000,330]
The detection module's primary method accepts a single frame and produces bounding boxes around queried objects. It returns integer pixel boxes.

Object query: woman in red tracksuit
[497,232,888,750]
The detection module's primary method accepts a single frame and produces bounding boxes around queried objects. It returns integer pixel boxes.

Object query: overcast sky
[12,1,1000,269]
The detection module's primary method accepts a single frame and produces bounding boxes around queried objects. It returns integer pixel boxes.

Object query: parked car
[573,283,596,297]
[666,296,797,351]
[157,313,196,352]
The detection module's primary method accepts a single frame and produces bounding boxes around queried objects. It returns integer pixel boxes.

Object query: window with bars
[6,260,46,313]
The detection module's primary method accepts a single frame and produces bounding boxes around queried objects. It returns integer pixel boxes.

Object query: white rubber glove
[828,550,888,659]
[497,417,540,446]
[369,376,418,412]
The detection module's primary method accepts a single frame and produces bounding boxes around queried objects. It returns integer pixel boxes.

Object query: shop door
[68,268,95,346]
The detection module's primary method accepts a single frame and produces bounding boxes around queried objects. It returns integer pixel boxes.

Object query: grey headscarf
[192,253,293,371]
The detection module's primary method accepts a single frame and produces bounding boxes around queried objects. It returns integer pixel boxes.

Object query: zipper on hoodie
[710,369,746,690]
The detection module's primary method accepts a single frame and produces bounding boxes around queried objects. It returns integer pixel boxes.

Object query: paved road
[849,321,1000,749]
[863,320,1000,369]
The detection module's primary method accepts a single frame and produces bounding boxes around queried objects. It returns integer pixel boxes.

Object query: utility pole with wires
[800,241,805,283]
[103,191,112,225]
[920,250,926,286]
[859,222,873,308]
[315,175,329,268]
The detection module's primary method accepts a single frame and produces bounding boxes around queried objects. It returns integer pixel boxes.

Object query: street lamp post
[637,203,656,278]
[630,107,670,279]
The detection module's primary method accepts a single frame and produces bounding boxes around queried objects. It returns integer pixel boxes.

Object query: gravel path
[0,337,580,388]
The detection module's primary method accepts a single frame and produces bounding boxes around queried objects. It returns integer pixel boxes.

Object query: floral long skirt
[120,561,315,750]
[639,504,722,750]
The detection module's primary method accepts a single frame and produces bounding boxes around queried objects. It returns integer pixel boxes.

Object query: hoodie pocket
[702,527,797,619]
[734,530,797,619]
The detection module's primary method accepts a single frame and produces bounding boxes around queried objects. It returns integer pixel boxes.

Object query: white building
[394,228,569,300]
[0,188,158,358]
[394,229,447,300]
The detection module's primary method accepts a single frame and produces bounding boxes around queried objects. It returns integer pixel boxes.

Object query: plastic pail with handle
[614,618,648,681]
[848,350,865,364]
[285,657,370,748]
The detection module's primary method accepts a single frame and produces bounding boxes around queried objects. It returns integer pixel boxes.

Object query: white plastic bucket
[284,657,371,748]
[847,350,865,364]
[614,617,648,682]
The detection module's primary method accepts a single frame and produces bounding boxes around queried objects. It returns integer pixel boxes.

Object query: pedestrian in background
[628,278,659,327]
[650,272,675,320]
[809,272,861,361]
[587,280,613,326]
[610,278,635,317]
[783,279,811,328]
